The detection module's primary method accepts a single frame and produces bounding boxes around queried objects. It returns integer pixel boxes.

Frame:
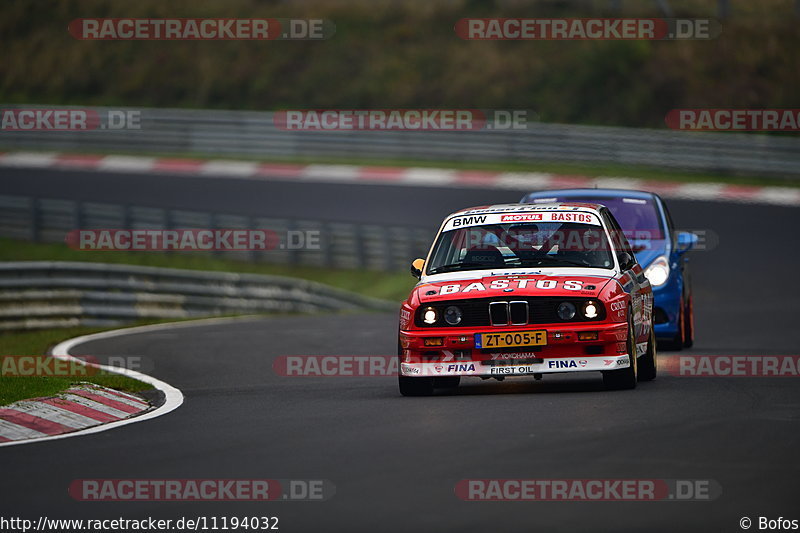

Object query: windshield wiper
[428,262,497,274]
[520,258,593,268]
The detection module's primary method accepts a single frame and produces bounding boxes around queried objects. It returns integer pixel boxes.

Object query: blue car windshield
[528,196,665,251]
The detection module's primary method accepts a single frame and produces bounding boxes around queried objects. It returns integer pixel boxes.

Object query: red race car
[398,203,655,396]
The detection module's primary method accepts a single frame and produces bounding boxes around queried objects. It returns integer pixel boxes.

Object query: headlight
[582,300,599,319]
[422,307,438,325]
[444,306,462,325]
[644,256,670,287]
[557,302,577,320]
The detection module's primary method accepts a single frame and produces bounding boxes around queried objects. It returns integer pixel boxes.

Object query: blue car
[521,189,697,350]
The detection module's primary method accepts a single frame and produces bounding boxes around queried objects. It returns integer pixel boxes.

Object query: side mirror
[410,258,425,279]
[676,231,698,255]
[617,252,635,271]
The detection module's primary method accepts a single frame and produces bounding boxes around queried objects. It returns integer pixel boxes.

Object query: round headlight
[422,307,438,325]
[582,301,599,319]
[644,256,670,287]
[444,306,462,325]
[557,302,577,320]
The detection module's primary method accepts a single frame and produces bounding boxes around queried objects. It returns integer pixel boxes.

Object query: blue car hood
[631,242,668,268]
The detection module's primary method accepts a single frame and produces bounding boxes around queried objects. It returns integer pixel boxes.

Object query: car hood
[416,269,616,303]
[631,243,668,269]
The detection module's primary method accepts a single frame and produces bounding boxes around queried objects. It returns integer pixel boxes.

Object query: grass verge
[0,325,156,406]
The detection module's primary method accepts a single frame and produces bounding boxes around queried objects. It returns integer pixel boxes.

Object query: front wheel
[638,325,657,381]
[683,293,694,348]
[603,313,638,390]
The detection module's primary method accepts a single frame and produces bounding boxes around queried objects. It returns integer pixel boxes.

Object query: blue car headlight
[644,256,670,287]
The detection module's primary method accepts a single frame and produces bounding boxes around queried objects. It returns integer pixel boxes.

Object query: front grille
[415,297,606,327]
[489,301,509,325]
[509,301,529,325]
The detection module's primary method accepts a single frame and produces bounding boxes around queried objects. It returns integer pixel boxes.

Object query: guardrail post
[29,197,40,242]
[718,0,731,18]
[123,204,132,230]
[72,199,83,235]
[382,225,393,271]
[247,216,257,263]
[287,219,299,266]
[353,224,366,270]
[318,222,331,268]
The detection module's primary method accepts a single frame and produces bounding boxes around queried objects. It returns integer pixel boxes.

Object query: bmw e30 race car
[398,203,655,396]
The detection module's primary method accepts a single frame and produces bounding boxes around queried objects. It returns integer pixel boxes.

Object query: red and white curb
[0,383,150,443]
[0,319,206,447]
[1,151,798,207]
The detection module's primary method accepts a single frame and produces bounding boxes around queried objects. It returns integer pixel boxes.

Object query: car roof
[522,188,660,201]
[448,202,605,218]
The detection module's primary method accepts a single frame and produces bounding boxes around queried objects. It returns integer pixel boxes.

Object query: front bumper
[652,275,682,339]
[400,354,631,377]
[399,322,630,378]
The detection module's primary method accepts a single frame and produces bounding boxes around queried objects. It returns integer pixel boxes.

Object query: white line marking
[200,160,259,177]
[672,183,727,200]
[0,152,58,167]
[0,315,263,447]
[98,155,156,173]
[494,172,556,190]
[755,187,800,206]
[303,164,361,181]
[403,168,457,185]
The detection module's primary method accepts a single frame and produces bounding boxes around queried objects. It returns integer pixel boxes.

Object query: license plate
[475,330,547,349]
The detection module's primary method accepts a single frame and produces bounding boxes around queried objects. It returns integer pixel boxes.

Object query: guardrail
[1,105,798,178]
[0,194,434,272]
[0,261,397,331]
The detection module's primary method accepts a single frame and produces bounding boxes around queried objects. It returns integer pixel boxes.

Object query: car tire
[638,325,657,381]
[397,341,435,396]
[399,375,435,396]
[603,312,638,390]
[683,293,694,348]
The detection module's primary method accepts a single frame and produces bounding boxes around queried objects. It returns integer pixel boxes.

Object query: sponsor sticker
[444,211,600,231]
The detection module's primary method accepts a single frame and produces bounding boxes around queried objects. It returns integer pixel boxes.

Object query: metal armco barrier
[0,261,397,331]
[1,105,798,177]
[0,194,434,272]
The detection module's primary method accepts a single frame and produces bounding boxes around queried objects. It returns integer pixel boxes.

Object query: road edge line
[0,315,261,447]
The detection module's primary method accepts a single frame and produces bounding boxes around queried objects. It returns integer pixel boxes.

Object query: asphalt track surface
[2,167,799,532]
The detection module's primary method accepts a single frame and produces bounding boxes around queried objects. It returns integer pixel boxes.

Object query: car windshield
[427,221,615,274]
[528,196,665,251]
